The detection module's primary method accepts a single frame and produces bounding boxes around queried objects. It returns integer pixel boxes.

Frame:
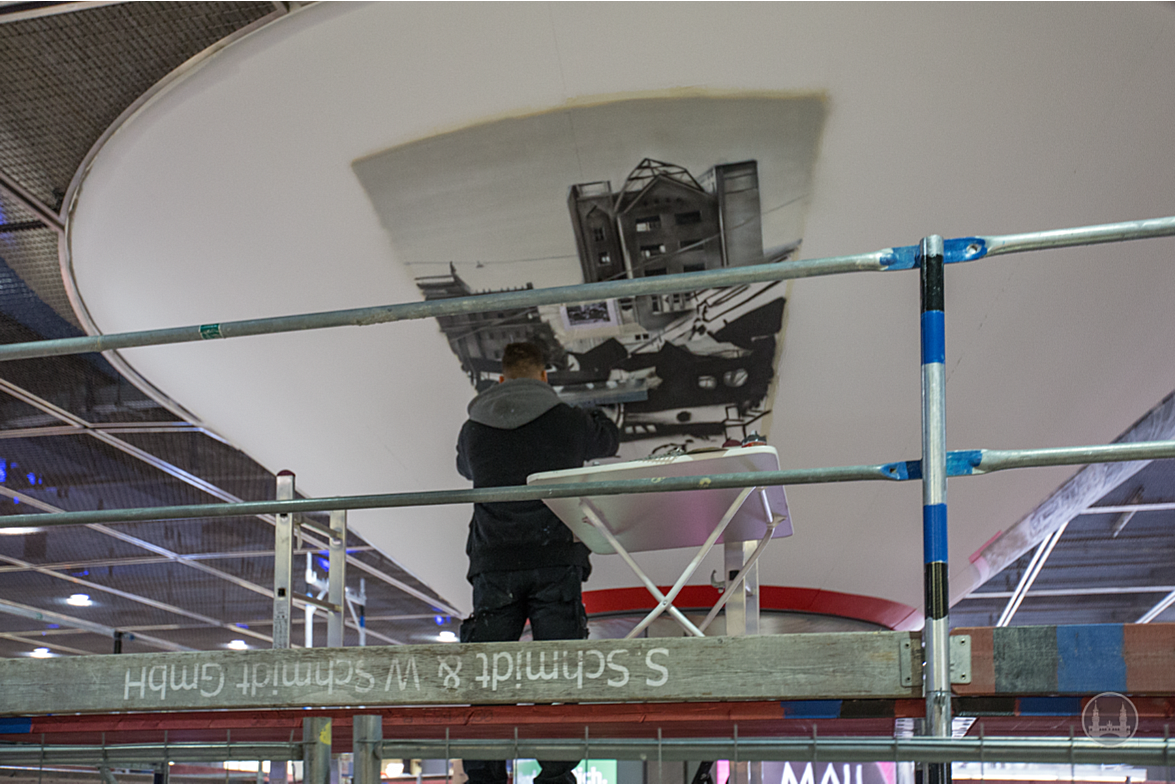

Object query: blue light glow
[26,473,35,484]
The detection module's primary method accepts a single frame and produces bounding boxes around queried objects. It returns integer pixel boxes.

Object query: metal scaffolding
[0,216,1173,778]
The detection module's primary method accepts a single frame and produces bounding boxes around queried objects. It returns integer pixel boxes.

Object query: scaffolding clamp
[900,634,972,687]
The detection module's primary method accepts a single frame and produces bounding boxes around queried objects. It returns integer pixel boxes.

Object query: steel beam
[0,482,275,645]
[952,395,1173,606]
[0,597,193,653]
[995,522,1068,627]
[967,585,1175,599]
[1082,502,1175,515]
[0,169,64,234]
[0,550,271,644]
[0,374,452,617]
[1137,590,1176,623]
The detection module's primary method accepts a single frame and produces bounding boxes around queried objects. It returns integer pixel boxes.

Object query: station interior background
[0,4,1172,784]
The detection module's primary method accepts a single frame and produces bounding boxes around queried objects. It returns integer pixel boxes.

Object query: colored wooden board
[993,626,1057,694]
[1056,625,1126,693]
[953,627,994,696]
[1124,623,1175,694]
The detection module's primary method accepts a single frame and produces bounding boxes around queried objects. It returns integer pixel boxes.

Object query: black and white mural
[354,96,825,459]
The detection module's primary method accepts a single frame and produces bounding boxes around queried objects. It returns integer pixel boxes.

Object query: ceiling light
[0,527,43,535]
[66,593,92,607]
[228,639,249,650]
[30,648,52,658]
[438,631,458,643]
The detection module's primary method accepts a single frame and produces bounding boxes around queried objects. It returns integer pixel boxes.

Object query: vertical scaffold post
[353,715,383,784]
[328,510,347,647]
[273,471,296,650]
[920,235,951,784]
[303,717,332,784]
[723,539,761,784]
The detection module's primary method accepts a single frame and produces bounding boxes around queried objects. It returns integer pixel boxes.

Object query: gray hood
[467,378,562,430]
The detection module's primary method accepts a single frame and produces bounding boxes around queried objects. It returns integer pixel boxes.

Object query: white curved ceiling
[67,3,1174,623]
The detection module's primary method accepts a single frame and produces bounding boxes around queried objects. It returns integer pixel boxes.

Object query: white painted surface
[68,3,1174,626]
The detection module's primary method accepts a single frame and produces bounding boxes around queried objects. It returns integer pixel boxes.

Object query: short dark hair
[501,342,545,379]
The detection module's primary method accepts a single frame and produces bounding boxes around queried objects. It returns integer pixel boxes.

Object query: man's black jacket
[456,378,619,580]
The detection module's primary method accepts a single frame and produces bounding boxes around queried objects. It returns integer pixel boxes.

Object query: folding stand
[528,445,792,639]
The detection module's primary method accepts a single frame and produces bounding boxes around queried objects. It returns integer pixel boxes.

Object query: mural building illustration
[415,158,792,454]
[353,95,826,459]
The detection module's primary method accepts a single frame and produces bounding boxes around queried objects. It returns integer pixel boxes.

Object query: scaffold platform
[0,624,1171,767]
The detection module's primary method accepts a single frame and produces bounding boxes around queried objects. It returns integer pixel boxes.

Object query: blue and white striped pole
[920,235,951,784]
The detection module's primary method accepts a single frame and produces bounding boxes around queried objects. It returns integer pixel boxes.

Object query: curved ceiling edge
[58,3,295,432]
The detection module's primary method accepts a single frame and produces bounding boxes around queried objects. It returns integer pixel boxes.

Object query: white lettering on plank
[645,648,669,687]
[200,663,225,697]
[437,656,461,689]
[124,666,146,700]
[606,650,629,687]
[384,657,420,691]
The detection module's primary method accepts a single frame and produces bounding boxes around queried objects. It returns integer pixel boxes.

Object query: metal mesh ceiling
[0,2,460,661]
[0,2,275,206]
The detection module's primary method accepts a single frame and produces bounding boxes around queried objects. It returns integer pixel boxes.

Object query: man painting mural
[456,341,620,784]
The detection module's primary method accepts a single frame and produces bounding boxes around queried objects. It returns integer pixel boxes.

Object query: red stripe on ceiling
[582,585,917,630]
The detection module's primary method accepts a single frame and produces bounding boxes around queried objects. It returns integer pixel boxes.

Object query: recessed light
[66,593,92,607]
[228,639,249,650]
[438,631,458,643]
[30,647,52,658]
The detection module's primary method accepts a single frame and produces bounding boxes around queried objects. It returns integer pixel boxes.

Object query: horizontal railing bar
[383,736,1173,765]
[975,442,1166,473]
[0,742,301,765]
[982,216,1175,257]
[0,217,1168,363]
[0,441,1168,531]
[0,736,1168,766]
[0,254,886,362]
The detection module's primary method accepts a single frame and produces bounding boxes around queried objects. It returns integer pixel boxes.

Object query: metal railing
[0,735,1171,767]
[0,441,1168,531]
[2,216,1173,776]
[0,217,1166,363]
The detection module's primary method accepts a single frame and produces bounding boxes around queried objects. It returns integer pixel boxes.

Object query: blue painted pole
[920,235,951,784]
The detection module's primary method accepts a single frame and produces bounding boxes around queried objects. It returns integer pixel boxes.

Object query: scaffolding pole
[0,441,1169,532]
[0,217,1167,364]
[919,235,951,784]
[0,736,1169,767]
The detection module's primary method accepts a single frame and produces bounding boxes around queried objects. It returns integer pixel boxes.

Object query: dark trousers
[460,566,588,784]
